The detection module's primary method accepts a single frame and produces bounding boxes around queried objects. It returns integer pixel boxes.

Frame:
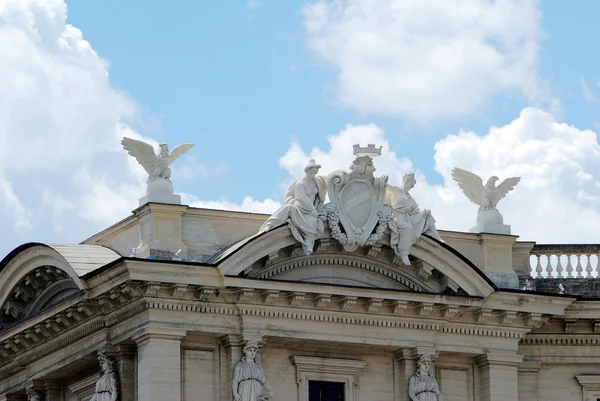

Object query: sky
[2,0,600,258]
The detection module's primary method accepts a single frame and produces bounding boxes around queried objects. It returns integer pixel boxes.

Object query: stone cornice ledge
[474,353,523,367]
[290,355,367,381]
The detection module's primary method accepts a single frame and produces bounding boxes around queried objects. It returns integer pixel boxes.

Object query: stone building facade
[0,200,599,401]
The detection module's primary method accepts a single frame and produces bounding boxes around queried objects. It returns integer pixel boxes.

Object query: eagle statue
[121,137,194,184]
[451,167,520,231]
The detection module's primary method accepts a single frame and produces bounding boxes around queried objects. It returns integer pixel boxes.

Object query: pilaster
[221,334,244,401]
[133,328,185,401]
[517,358,540,401]
[476,353,523,401]
[116,344,137,401]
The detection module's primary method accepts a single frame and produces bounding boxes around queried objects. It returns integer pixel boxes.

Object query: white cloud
[186,107,600,244]
[269,107,600,244]
[182,193,281,215]
[0,0,192,254]
[301,0,544,121]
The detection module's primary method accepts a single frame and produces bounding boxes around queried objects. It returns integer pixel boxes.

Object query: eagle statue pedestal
[139,178,182,206]
[470,208,512,235]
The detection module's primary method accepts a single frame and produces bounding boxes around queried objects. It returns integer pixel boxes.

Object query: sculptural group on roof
[259,144,446,264]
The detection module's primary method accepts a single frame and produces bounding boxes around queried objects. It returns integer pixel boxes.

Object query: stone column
[476,353,523,401]
[116,344,137,401]
[517,358,540,401]
[221,334,243,401]
[133,329,185,401]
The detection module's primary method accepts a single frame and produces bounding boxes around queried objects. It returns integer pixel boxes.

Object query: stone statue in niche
[121,137,194,205]
[232,339,274,401]
[451,167,520,235]
[90,351,118,401]
[386,173,443,264]
[26,386,41,401]
[408,354,443,401]
[259,159,327,254]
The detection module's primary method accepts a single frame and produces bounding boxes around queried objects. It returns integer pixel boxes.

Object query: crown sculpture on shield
[259,144,443,265]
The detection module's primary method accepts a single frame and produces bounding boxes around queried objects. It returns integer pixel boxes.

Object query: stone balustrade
[530,244,600,278]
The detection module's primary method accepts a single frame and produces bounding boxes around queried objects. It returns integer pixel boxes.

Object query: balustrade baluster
[575,254,583,278]
[535,254,543,278]
[556,254,564,278]
[566,254,574,278]
[586,254,594,278]
[546,254,554,278]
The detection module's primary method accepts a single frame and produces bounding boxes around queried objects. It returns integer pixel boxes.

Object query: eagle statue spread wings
[121,137,194,183]
[451,167,520,211]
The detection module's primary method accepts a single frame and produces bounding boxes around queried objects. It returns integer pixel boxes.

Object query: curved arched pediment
[216,226,496,297]
[0,242,120,330]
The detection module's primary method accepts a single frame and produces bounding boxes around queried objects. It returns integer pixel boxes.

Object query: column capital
[395,347,438,362]
[518,358,541,373]
[132,326,186,344]
[475,353,523,367]
[221,334,244,348]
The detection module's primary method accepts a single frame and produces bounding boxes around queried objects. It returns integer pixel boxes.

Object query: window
[309,380,345,401]
[576,375,600,401]
[291,356,366,401]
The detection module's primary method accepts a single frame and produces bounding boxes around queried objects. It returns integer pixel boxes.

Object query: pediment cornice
[216,226,495,297]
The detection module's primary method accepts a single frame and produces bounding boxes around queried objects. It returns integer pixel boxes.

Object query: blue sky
[3,0,600,257]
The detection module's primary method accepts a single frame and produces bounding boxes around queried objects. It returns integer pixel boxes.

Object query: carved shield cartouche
[325,169,388,252]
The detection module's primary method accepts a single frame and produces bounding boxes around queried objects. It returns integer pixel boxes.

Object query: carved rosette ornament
[324,144,393,252]
[232,339,274,401]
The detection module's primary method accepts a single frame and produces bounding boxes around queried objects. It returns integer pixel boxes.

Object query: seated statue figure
[409,354,443,401]
[387,173,443,264]
[259,159,327,254]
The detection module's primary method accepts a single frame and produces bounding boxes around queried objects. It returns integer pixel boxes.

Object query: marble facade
[0,180,599,400]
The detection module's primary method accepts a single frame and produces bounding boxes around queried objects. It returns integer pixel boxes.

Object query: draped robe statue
[90,351,118,401]
[259,159,327,254]
[409,354,443,401]
[232,340,273,401]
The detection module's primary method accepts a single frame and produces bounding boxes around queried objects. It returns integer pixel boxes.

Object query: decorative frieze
[144,282,161,297]
[237,288,254,303]
[315,294,332,309]
[289,292,306,307]
[169,284,188,298]
[502,311,517,325]
[475,308,493,323]
[442,305,461,320]
[417,302,434,317]
[524,312,544,328]
[392,300,409,315]
[366,298,383,313]
[340,296,358,311]
[263,290,280,305]
[196,286,217,301]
